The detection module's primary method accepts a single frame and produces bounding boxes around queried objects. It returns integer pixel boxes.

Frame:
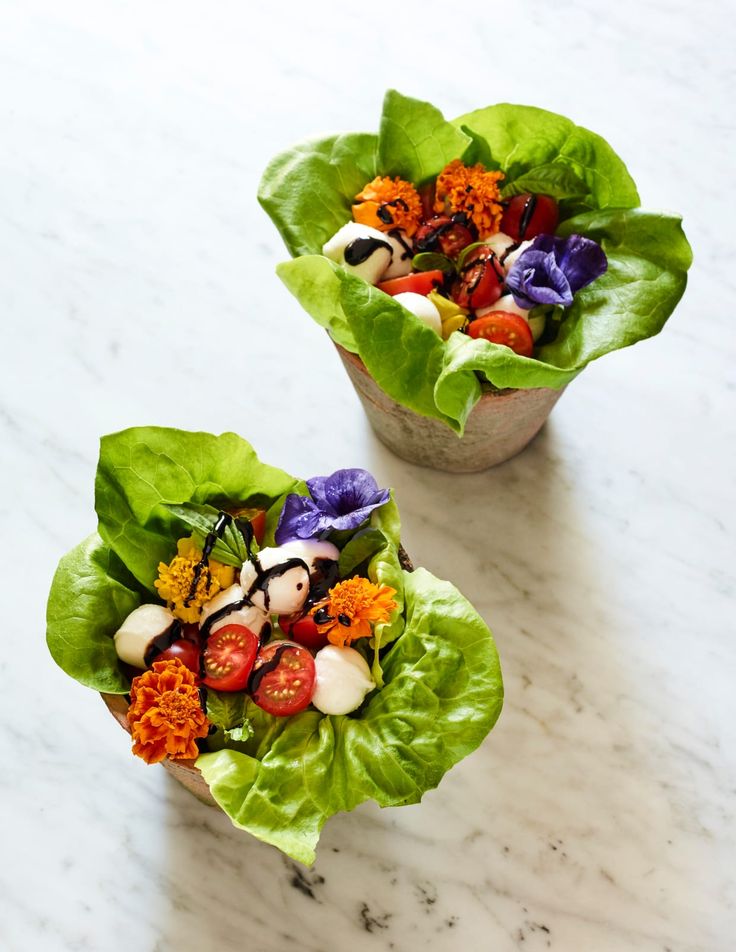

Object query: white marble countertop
[2,1,734,949]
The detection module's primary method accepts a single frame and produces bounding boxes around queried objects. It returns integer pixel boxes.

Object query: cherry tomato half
[156,638,201,675]
[278,613,328,651]
[501,193,559,242]
[202,624,259,692]
[451,247,504,310]
[249,641,316,716]
[414,216,475,259]
[467,311,535,357]
[377,270,445,297]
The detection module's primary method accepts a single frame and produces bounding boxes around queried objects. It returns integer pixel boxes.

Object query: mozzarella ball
[240,547,310,615]
[503,239,533,271]
[199,583,270,637]
[280,539,340,575]
[323,222,392,285]
[393,292,442,335]
[114,603,177,669]
[379,230,414,280]
[484,231,516,259]
[311,645,376,716]
[479,294,530,321]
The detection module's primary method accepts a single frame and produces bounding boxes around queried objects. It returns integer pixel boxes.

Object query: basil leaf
[163,502,251,568]
[412,252,455,273]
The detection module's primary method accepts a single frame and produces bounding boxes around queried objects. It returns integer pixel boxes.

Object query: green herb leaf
[205,690,250,731]
[338,528,387,577]
[163,502,252,568]
[412,252,455,273]
[225,722,255,743]
[501,163,591,202]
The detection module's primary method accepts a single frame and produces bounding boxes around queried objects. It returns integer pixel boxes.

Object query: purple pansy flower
[506,234,607,310]
[275,468,391,544]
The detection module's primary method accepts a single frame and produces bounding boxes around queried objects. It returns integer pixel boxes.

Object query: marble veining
[1,0,734,950]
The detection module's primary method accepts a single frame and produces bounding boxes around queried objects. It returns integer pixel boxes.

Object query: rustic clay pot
[101,692,217,806]
[335,343,568,473]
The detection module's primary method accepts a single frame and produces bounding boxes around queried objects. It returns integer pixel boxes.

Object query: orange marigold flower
[353,176,422,237]
[154,536,235,623]
[128,658,209,764]
[311,577,397,648]
[434,160,505,239]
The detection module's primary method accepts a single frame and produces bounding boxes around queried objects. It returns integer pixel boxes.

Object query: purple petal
[507,250,573,309]
[555,233,608,293]
[275,494,328,544]
[302,468,390,533]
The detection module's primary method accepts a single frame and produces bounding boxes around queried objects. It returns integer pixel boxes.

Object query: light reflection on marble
[1,0,734,949]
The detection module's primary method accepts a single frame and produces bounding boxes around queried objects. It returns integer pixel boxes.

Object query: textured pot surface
[335,344,568,473]
[100,692,218,807]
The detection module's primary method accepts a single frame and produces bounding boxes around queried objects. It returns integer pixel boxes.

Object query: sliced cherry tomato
[414,216,474,258]
[467,311,535,357]
[501,194,559,241]
[202,624,259,692]
[278,613,328,651]
[451,246,504,310]
[229,507,266,546]
[156,638,201,674]
[249,640,316,716]
[377,270,445,297]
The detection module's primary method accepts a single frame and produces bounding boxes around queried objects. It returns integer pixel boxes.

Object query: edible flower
[275,469,390,543]
[506,234,608,309]
[311,577,397,648]
[353,176,422,237]
[127,658,210,764]
[154,537,235,623]
[433,160,505,238]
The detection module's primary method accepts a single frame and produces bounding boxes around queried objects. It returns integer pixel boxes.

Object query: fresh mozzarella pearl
[240,547,310,615]
[114,603,176,669]
[199,583,270,636]
[393,292,442,335]
[503,239,533,270]
[484,232,516,258]
[322,222,392,285]
[311,645,376,715]
[280,539,340,575]
[479,294,530,321]
[379,230,414,280]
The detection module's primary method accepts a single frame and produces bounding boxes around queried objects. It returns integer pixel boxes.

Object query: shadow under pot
[334,343,568,474]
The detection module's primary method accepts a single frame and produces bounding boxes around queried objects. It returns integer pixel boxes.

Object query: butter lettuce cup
[259,90,692,472]
[46,427,502,865]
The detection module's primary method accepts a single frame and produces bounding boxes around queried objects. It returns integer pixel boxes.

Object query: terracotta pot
[101,692,217,806]
[335,343,568,473]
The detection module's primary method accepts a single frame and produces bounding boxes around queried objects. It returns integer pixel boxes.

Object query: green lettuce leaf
[198,567,503,865]
[95,427,299,592]
[47,427,502,864]
[260,91,692,434]
[46,533,141,693]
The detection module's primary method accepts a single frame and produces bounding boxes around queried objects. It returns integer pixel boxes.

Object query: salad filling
[260,90,692,433]
[47,427,503,864]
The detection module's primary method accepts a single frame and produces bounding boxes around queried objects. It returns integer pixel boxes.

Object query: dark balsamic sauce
[248,643,292,698]
[344,237,392,266]
[376,197,409,225]
[518,194,538,241]
[184,511,233,606]
[143,621,182,667]
[387,229,413,261]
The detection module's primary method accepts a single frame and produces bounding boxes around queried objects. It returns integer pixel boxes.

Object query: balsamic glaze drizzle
[143,621,182,667]
[344,236,392,266]
[248,643,292,697]
[517,194,538,241]
[184,511,233,606]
